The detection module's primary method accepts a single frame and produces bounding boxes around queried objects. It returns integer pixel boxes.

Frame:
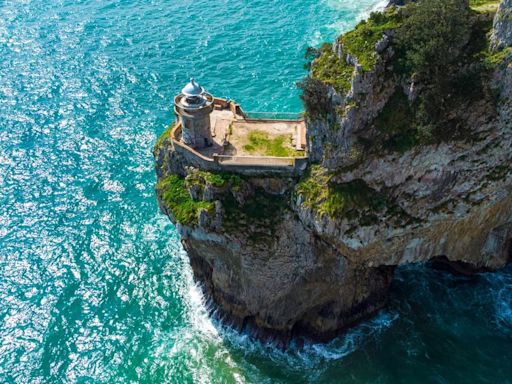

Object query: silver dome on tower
[181,78,204,97]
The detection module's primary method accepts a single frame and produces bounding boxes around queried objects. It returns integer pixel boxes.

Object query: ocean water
[0,0,511,383]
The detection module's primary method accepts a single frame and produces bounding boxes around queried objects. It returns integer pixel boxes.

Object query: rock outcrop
[155,0,512,345]
[492,0,512,50]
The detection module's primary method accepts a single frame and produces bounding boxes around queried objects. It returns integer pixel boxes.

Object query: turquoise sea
[0,0,511,383]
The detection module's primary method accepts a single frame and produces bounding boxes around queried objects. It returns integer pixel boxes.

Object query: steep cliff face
[299,70,512,272]
[155,0,512,344]
[298,0,512,274]
[152,164,395,342]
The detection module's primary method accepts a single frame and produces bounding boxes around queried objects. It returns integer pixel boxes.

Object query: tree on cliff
[395,0,474,140]
[396,0,471,82]
[297,77,332,119]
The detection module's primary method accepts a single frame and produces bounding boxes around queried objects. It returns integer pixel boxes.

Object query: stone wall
[171,123,309,177]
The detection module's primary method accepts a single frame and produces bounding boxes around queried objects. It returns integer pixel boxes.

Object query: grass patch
[157,175,214,227]
[469,0,500,13]
[482,47,512,67]
[243,130,302,157]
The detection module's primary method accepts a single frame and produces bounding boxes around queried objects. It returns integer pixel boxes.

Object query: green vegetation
[154,123,174,152]
[309,43,354,94]
[186,170,242,190]
[395,0,472,79]
[340,10,400,71]
[373,89,418,153]
[469,0,501,12]
[243,130,302,157]
[296,165,419,227]
[222,188,289,239]
[308,10,399,94]
[296,165,384,219]
[370,0,503,152]
[297,76,332,119]
[159,170,287,235]
[224,191,287,222]
[302,0,507,150]
[482,47,512,67]
[157,175,213,226]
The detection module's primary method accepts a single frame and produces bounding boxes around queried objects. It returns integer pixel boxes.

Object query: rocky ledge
[154,0,512,345]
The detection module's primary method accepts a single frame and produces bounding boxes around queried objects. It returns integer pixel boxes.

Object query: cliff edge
[154,0,512,345]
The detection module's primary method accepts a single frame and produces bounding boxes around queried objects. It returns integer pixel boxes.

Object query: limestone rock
[182,209,395,342]
[491,0,512,51]
[332,40,343,59]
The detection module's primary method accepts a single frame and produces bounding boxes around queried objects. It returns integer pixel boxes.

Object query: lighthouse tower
[174,79,214,149]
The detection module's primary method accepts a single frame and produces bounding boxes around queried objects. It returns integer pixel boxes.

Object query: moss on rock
[296,165,386,219]
[153,123,174,154]
[157,174,214,227]
[296,165,418,227]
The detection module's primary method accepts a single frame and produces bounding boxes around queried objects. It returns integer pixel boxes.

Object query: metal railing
[242,111,304,121]
[213,154,298,167]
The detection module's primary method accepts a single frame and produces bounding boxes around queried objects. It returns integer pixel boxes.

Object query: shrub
[381,0,497,147]
[297,77,332,119]
[310,50,354,94]
[306,9,399,98]
[395,0,471,80]
[303,42,331,70]
[186,171,242,191]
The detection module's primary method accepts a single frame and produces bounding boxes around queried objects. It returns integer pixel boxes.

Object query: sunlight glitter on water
[1,0,511,382]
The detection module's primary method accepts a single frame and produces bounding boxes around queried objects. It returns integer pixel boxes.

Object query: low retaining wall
[171,123,308,177]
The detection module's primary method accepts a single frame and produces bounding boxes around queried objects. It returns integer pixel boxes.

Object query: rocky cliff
[154,0,512,345]
[492,0,512,50]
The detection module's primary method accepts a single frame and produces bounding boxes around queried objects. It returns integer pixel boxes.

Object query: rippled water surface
[1,0,511,383]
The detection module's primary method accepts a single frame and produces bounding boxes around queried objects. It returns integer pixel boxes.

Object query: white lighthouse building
[174,79,214,149]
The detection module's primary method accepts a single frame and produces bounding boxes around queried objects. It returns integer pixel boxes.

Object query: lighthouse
[174,79,214,149]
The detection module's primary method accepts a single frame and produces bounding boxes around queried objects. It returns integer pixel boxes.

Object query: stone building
[174,79,214,149]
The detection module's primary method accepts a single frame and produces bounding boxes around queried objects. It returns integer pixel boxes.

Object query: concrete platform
[196,106,307,158]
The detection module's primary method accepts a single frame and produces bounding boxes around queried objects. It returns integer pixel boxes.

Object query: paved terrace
[171,98,309,176]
